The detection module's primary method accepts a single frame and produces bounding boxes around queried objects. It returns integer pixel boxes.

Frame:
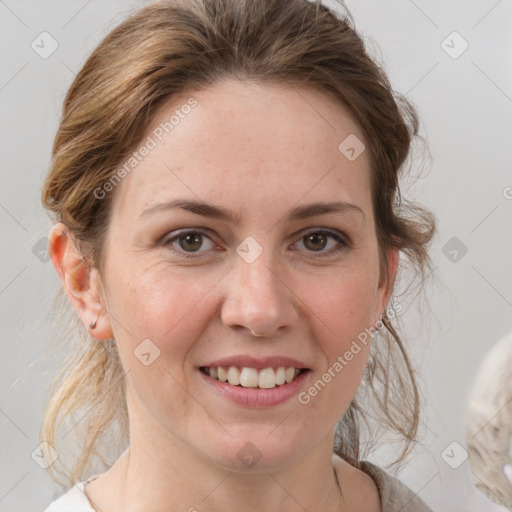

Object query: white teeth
[204,366,304,389]
[240,367,259,387]
[285,367,296,383]
[217,366,228,382]
[227,366,240,386]
[258,367,276,389]
[275,367,286,386]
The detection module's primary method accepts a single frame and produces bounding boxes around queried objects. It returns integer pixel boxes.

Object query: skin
[50,79,398,511]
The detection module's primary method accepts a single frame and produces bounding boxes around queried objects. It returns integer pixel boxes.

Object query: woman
[41,0,436,510]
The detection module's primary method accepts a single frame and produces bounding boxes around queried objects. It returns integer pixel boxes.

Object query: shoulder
[359,460,434,512]
[44,476,100,512]
[332,453,380,510]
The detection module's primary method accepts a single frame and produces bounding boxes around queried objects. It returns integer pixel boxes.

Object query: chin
[201,432,308,473]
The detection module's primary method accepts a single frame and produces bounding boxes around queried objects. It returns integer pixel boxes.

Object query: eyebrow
[141,199,365,224]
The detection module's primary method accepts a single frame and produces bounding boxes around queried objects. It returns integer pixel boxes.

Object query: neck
[86,388,353,512]
[95,430,346,512]
[119,439,343,512]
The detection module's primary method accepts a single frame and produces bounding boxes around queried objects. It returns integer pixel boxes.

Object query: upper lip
[202,356,310,370]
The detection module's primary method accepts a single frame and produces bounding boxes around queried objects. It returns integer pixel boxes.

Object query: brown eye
[178,233,203,252]
[294,229,349,258]
[303,233,329,251]
[162,230,216,258]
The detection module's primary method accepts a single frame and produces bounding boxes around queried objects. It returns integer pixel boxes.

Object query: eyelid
[291,227,351,257]
[159,227,215,244]
[160,226,351,258]
[295,226,351,245]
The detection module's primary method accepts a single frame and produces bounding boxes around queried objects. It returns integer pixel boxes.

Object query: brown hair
[41,0,435,486]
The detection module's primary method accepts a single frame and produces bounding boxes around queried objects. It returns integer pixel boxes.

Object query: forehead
[110,80,371,221]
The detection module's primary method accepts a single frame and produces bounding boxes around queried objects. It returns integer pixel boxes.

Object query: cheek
[305,264,379,349]
[109,260,217,330]
[104,260,223,370]
[295,271,377,420]
[104,262,217,427]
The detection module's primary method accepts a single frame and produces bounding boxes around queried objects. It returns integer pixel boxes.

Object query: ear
[375,247,399,321]
[48,222,114,340]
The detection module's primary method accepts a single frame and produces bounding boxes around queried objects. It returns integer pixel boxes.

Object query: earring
[89,314,99,330]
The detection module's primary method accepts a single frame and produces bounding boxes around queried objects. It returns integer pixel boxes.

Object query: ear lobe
[49,223,114,340]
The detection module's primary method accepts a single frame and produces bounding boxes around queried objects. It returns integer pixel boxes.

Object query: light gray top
[359,460,433,511]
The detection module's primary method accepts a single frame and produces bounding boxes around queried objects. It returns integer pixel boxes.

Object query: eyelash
[160,228,350,260]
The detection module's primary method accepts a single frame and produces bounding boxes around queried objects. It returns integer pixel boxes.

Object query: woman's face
[98,80,396,470]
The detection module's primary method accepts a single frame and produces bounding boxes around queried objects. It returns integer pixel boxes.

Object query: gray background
[1,1,511,510]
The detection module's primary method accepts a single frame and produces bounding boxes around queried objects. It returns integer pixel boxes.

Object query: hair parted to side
[41,0,436,486]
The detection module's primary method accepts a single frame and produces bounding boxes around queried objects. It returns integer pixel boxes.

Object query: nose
[220,246,298,338]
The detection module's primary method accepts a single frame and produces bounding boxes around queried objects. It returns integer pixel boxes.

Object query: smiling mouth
[199,366,309,389]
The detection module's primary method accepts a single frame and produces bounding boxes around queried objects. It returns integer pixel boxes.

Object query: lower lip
[199,370,311,407]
